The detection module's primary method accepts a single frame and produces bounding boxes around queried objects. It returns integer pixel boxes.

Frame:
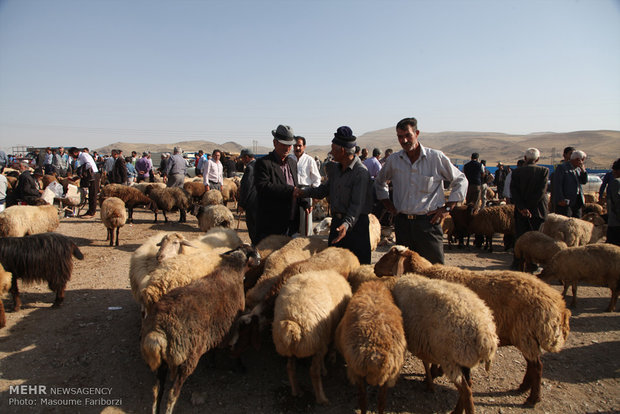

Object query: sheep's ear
[156,241,162,246]
[393,256,406,277]
[180,240,195,248]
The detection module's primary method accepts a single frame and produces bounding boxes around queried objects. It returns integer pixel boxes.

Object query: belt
[398,213,430,220]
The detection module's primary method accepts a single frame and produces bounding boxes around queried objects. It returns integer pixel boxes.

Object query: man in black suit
[510,147,549,270]
[553,150,588,218]
[254,124,305,243]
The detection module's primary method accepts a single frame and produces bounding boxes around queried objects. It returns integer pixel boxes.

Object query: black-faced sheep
[0,204,60,237]
[390,273,498,414]
[195,204,234,232]
[375,245,572,406]
[145,186,191,223]
[0,233,84,311]
[540,212,606,247]
[100,197,127,246]
[141,244,260,414]
[99,183,156,223]
[272,269,352,404]
[540,243,620,312]
[514,231,567,272]
[0,263,12,328]
[335,280,406,414]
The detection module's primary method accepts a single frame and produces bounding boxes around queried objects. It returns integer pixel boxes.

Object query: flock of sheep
[0,173,619,414]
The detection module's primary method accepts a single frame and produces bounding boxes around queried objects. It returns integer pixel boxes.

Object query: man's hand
[331,224,347,244]
[292,187,304,199]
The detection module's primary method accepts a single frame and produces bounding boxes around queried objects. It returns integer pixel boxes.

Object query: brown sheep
[100,197,127,246]
[99,183,155,223]
[0,263,12,328]
[145,186,191,223]
[182,181,206,204]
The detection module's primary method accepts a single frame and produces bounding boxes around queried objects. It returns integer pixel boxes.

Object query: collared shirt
[375,144,467,215]
[291,152,321,187]
[165,154,188,176]
[78,152,99,173]
[202,159,223,186]
[362,157,382,179]
[196,154,208,172]
[305,156,373,230]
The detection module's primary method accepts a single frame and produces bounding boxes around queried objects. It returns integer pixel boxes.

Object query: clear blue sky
[0,0,618,152]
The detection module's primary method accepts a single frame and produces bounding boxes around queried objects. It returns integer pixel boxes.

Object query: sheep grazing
[0,204,60,237]
[514,231,567,272]
[468,204,515,252]
[272,270,352,404]
[391,274,498,414]
[141,244,260,414]
[335,281,406,414]
[99,184,156,223]
[145,186,191,223]
[200,189,224,206]
[182,181,206,204]
[0,263,12,328]
[540,212,606,247]
[100,197,127,246]
[375,245,572,405]
[0,233,84,311]
[195,204,234,232]
[540,243,620,312]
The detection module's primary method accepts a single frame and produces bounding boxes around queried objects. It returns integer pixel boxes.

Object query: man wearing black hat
[375,117,467,264]
[254,125,306,242]
[294,126,374,264]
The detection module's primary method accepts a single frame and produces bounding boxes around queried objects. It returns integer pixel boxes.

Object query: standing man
[202,149,224,191]
[295,126,374,264]
[238,149,259,245]
[494,162,508,199]
[363,148,382,179]
[553,150,588,218]
[196,150,207,177]
[509,148,549,269]
[69,147,100,218]
[291,136,321,236]
[0,166,7,212]
[463,152,484,208]
[165,147,187,188]
[108,149,128,185]
[255,124,304,242]
[605,158,620,246]
[375,117,467,264]
[135,152,152,183]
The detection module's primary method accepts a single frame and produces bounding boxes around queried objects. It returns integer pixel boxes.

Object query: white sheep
[200,189,224,206]
[391,273,498,414]
[0,204,60,237]
[272,269,352,404]
[195,204,234,232]
[540,212,606,247]
[197,226,242,252]
[514,230,567,272]
[313,214,381,251]
[540,243,620,312]
[100,197,127,246]
[375,246,572,406]
[334,280,406,414]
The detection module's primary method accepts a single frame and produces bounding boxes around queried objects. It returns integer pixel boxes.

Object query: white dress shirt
[202,159,223,186]
[375,144,467,215]
[292,153,321,188]
[78,152,99,173]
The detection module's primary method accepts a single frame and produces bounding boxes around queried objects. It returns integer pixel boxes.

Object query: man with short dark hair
[606,158,620,246]
[363,148,382,179]
[463,152,484,208]
[202,149,224,191]
[68,147,100,218]
[375,117,467,264]
[292,135,321,236]
[238,148,258,244]
[108,149,128,185]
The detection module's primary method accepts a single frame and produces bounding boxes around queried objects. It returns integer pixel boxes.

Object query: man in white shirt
[69,146,100,218]
[362,148,382,179]
[375,117,467,264]
[291,136,321,235]
[202,149,224,191]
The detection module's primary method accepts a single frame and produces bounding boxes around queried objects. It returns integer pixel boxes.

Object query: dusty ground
[0,206,619,414]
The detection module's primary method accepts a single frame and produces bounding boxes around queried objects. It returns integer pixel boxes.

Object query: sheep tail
[72,244,84,260]
[277,320,303,348]
[142,330,167,372]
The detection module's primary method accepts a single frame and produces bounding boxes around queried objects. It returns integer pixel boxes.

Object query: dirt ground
[0,206,619,414]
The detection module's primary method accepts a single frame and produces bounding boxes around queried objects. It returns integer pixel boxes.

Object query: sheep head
[374,245,432,277]
[221,244,261,271]
[155,233,195,263]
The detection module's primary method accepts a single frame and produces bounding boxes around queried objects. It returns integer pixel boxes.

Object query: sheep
[0,204,60,237]
[200,189,224,206]
[182,181,206,204]
[0,233,84,311]
[540,212,606,247]
[391,273,498,414]
[539,243,620,312]
[375,245,572,405]
[514,231,567,272]
[99,183,156,223]
[583,202,604,215]
[195,204,234,232]
[312,198,330,221]
[131,182,166,193]
[272,269,352,404]
[334,280,406,414]
[313,217,331,235]
[442,215,456,249]
[100,197,127,246]
[468,204,515,252]
[244,234,293,292]
[222,177,238,204]
[145,185,191,223]
[449,204,473,248]
[313,214,381,251]
[0,263,12,329]
[197,226,242,252]
[245,237,328,310]
[141,244,260,414]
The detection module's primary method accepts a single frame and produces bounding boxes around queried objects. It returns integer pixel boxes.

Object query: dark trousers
[246,210,259,246]
[83,173,100,215]
[555,197,583,218]
[329,214,371,265]
[394,214,444,264]
[606,226,620,246]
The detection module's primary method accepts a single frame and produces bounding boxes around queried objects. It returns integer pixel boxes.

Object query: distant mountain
[95,129,620,169]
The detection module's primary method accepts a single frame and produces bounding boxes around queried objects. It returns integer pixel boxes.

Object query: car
[582,174,602,194]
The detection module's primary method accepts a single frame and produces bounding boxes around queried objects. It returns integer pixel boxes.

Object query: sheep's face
[374,248,401,276]
[155,233,194,263]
